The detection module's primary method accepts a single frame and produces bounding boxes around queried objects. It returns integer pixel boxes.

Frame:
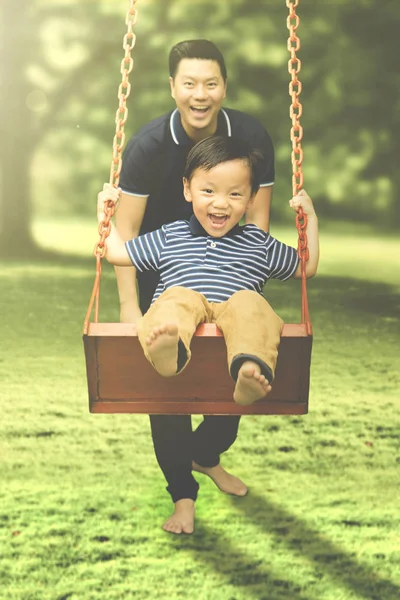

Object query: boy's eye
[202,188,213,194]
[231,192,242,198]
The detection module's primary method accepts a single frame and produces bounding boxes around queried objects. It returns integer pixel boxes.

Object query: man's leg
[191,415,247,496]
[149,414,198,502]
[192,415,241,467]
[137,275,207,532]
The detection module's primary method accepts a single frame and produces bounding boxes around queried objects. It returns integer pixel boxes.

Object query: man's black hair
[169,40,227,81]
[184,136,263,195]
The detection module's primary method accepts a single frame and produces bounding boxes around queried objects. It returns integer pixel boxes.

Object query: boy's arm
[289,189,319,279]
[97,185,133,267]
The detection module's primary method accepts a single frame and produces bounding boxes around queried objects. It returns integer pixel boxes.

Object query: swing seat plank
[83,323,312,415]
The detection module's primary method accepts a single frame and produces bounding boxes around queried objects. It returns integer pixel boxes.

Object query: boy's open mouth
[209,214,228,228]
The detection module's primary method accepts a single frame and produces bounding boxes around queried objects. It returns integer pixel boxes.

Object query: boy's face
[183,159,255,238]
[170,58,227,141]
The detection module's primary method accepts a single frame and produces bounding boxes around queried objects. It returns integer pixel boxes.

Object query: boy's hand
[97,183,121,222]
[289,189,316,217]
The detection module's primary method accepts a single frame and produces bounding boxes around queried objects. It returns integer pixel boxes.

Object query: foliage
[0,0,399,256]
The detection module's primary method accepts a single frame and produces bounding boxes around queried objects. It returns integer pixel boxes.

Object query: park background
[1,1,399,599]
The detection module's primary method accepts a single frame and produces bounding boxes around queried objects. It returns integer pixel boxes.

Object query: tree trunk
[0,0,37,257]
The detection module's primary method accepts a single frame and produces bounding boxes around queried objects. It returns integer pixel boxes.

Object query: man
[116,40,275,534]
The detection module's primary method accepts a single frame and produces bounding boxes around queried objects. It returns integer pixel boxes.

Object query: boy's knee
[229,290,260,305]
[229,290,267,310]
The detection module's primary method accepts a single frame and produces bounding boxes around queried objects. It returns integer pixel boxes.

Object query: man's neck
[181,118,219,143]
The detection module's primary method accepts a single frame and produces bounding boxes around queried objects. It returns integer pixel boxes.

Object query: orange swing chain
[83,0,138,334]
[287,0,312,334]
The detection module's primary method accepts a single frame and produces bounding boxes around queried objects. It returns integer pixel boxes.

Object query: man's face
[170,58,227,142]
[183,159,254,238]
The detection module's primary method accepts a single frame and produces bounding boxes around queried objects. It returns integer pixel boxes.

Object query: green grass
[1,218,399,600]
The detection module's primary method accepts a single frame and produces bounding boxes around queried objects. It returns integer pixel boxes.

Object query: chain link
[94,0,138,262]
[287,0,308,264]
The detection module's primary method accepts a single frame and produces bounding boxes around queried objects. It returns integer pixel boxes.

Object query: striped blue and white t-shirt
[125,216,299,304]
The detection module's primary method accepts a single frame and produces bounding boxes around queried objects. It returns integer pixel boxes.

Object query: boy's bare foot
[233,361,272,406]
[146,322,179,377]
[162,499,195,535]
[192,461,248,496]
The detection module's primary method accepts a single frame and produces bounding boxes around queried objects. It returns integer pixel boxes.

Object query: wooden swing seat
[83,322,312,415]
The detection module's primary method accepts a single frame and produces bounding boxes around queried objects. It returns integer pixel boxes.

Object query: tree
[0,0,124,256]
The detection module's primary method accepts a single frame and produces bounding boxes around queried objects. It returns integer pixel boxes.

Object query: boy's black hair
[184,136,263,195]
[169,40,227,81]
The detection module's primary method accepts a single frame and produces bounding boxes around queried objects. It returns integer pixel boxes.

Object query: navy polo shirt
[119,108,275,236]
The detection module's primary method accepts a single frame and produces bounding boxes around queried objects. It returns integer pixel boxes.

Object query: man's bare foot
[192,461,248,496]
[233,361,272,406]
[146,322,179,377]
[162,499,195,535]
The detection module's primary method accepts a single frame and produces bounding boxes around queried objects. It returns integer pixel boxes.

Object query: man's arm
[114,191,148,323]
[244,186,273,232]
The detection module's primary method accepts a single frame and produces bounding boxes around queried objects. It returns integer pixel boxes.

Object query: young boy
[98,136,319,408]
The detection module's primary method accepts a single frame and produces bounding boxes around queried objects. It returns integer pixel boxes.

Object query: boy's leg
[213,291,284,405]
[137,286,211,377]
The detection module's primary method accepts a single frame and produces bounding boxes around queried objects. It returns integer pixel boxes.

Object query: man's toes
[163,520,181,534]
[182,523,194,534]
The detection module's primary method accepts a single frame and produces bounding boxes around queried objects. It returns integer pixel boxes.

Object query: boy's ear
[183,178,192,203]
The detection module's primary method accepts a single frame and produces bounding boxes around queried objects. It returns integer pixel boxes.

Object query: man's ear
[223,79,227,100]
[183,178,192,203]
[169,77,175,99]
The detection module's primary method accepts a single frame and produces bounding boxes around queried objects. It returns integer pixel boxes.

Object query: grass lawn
[1,218,399,600]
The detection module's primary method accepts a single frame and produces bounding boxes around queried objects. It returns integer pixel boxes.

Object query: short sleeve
[125,228,166,272]
[119,137,153,197]
[253,127,275,187]
[267,239,299,280]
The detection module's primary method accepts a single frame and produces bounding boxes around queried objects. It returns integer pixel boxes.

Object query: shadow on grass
[167,521,313,600]
[224,491,400,600]
[266,275,400,321]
